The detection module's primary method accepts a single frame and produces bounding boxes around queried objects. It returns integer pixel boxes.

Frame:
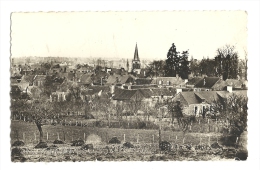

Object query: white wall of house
[182,103,210,117]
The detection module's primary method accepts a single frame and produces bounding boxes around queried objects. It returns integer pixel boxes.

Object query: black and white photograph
[1,1,259,167]
[8,11,250,162]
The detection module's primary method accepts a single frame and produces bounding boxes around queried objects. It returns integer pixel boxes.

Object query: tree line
[146,44,247,80]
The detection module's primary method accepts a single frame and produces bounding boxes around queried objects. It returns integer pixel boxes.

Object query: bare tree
[215,45,239,80]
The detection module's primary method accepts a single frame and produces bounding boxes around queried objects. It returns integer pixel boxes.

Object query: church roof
[133,43,140,61]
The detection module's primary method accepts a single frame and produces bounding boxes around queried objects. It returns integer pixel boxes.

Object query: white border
[1,1,259,170]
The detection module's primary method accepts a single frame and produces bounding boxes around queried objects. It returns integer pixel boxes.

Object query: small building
[172,87,247,117]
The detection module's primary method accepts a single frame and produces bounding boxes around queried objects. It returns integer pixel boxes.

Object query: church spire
[133,43,140,61]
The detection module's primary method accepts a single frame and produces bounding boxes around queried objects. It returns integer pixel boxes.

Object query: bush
[235,149,248,161]
[81,144,94,150]
[108,137,121,144]
[11,147,23,157]
[219,135,237,147]
[11,147,26,162]
[53,139,64,144]
[12,140,25,147]
[211,142,222,149]
[35,142,48,148]
[123,142,134,148]
[71,139,85,146]
[159,141,172,151]
[47,145,58,150]
[84,113,95,119]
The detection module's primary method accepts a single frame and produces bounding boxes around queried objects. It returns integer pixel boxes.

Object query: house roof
[195,91,221,103]
[187,77,203,85]
[20,75,34,84]
[106,75,134,85]
[225,79,243,88]
[79,74,93,84]
[135,78,152,85]
[33,75,46,81]
[175,90,247,106]
[130,85,158,89]
[138,89,154,98]
[195,77,220,88]
[179,92,200,105]
[67,72,75,80]
[112,89,139,100]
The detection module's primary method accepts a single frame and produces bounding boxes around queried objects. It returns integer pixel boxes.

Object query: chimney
[57,93,60,102]
[176,88,182,94]
[227,85,232,93]
[50,95,52,102]
[63,92,66,101]
[110,84,115,94]
[184,79,188,83]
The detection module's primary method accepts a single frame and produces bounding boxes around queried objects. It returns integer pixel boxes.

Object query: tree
[167,100,195,137]
[178,51,190,79]
[22,100,57,143]
[189,56,200,77]
[211,93,248,138]
[126,93,143,117]
[146,60,166,78]
[199,57,217,77]
[114,103,123,122]
[143,102,155,121]
[215,45,239,80]
[165,43,180,77]
[165,43,191,78]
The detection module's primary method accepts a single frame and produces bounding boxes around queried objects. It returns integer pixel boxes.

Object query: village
[10,43,248,120]
[10,42,248,161]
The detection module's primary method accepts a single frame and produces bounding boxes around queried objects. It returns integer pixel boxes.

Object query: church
[131,43,141,74]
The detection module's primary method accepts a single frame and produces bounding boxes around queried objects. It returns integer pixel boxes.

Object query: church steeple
[132,43,141,74]
[133,43,140,61]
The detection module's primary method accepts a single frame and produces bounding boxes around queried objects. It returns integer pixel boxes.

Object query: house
[151,77,184,87]
[112,87,176,106]
[172,87,247,117]
[32,75,46,86]
[76,65,94,73]
[80,86,111,101]
[50,91,69,102]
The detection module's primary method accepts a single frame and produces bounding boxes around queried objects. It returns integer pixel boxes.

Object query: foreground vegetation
[11,121,247,162]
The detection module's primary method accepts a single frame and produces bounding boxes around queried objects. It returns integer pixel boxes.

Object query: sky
[11,11,247,60]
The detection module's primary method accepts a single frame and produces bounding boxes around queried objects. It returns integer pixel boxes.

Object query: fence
[11,125,227,147]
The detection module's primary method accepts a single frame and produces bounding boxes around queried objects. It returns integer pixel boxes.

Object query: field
[10,120,246,162]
